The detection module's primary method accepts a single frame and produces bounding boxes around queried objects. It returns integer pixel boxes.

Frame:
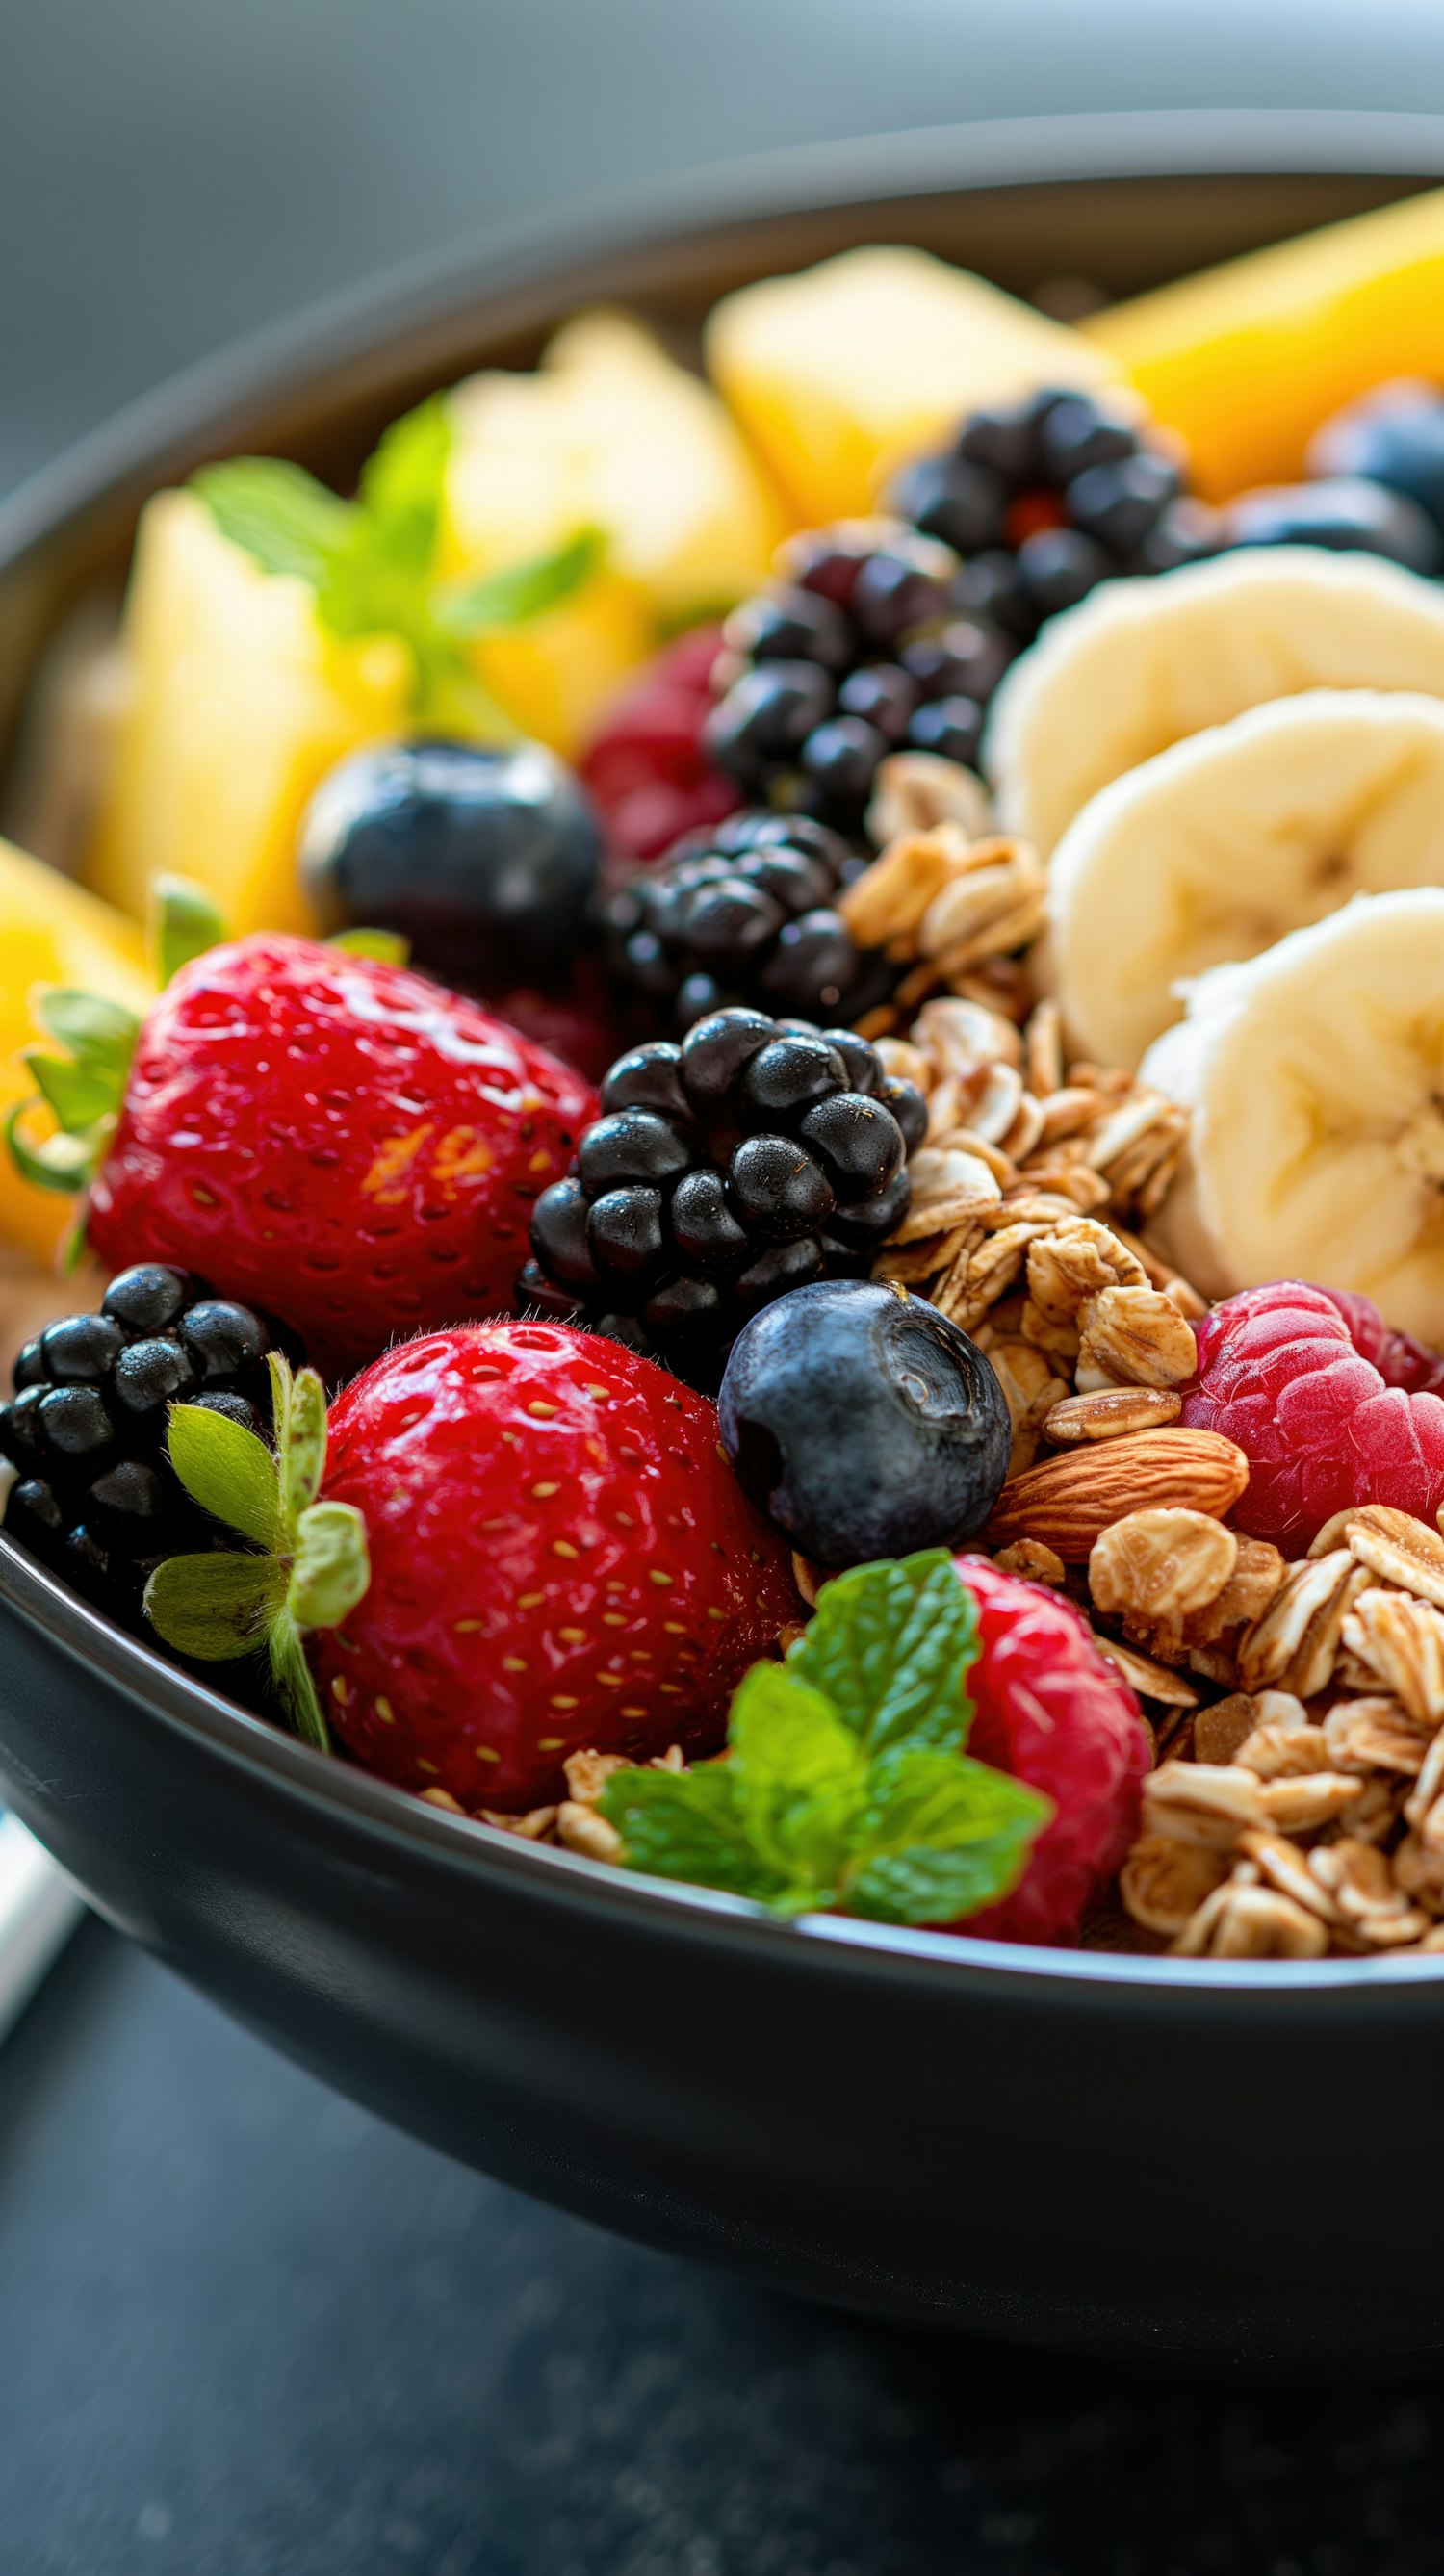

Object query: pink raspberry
[1182,1281,1444,1552]
[948,1557,1152,1946]
[580,627,743,862]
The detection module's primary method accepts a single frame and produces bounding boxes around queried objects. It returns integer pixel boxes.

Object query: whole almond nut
[979,1429,1249,1561]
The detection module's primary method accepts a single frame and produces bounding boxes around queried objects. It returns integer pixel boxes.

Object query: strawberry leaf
[287,1502,370,1630]
[143,1552,286,1660]
[22,1051,118,1136]
[326,928,411,965]
[786,1551,979,1762]
[152,874,228,986]
[276,1360,328,1524]
[166,1403,287,1551]
[268,1611,333,1752]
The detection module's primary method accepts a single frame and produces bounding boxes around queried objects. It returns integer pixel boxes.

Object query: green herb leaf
[287,1501,370,1630]
[152,874,227,986]
[34,990,140,1083]
[142,1551,286,1660]
[844,1749,1050,1925]
[326,927,411,965]
[4,1100,101,1195]
[166,1403,287,1551]
[726,1662,863,1894]
[786,1551,980,1763]
[22,1051,118,1136]
[596,1764,795,1906]
[356,393,451,578]
[434,526,606,636]
[193,457,355,583]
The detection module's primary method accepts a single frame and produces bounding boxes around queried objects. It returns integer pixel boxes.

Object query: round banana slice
[1141,888,1444,1343]
[986,548,1444,858]
[1049,690,1444,1069]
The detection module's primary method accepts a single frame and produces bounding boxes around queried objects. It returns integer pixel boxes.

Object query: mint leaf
[435,527,606,635]
[143,1552,286,1660]
[167,1404,287,1551]
[844,1749,1050,1926]
[152,875,227,986]
[193,457,354,583]
[596,1764,794,1906]
[727,1662,863,1894]
[786,1551,979,1763]
[356,393,451,578]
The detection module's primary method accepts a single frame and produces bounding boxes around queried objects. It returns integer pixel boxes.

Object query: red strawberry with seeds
[13,924,595,1379]
[145,1322,801,1810]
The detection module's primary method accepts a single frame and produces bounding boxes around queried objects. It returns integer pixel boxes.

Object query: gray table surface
[5,6,1444,2568]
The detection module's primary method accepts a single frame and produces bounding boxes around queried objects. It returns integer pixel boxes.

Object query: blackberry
[0,1264,286,1623]
[519,1009,927,1388]
[703,394,1217,835]
[601,809,893,1036]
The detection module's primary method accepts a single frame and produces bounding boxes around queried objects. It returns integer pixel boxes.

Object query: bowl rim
[8,103,1444,2006]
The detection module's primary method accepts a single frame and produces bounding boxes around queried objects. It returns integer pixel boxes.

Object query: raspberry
[948,1557,1151,1945]
[1182,1280,1444,1551]
[580,626,743,863]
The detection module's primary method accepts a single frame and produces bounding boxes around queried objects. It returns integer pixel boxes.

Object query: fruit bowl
[7,114,1444,2373]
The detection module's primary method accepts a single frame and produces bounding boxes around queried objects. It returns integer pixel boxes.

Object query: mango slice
[1087,184,1444,502]
[0,837,152,1266]
[705,245,1124,525]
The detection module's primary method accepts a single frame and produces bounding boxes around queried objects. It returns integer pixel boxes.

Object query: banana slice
[986,548,1444,858]
[1140,889,1444,1343]
[1049,690,1444,1069]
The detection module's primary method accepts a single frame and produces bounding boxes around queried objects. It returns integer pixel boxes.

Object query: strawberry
[144,1321,801,1809]
[10,918,596,1379]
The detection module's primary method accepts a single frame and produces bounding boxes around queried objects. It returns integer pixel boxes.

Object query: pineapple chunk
[90,491,409,937]
[0,837,151,1267]
[704,245,1124,524]
[1087,184,1444,500]
[445,309,784,751]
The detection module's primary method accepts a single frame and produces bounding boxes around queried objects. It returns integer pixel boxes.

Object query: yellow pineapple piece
[89,491,409,939]
[0,837,152,1267]
[1087,184,1444,501]
[705,245,1125,525]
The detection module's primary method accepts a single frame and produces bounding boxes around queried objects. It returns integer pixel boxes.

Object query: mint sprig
[599,1553,1050,1926]
[192,396,606,732]
[142,1351,370,1752]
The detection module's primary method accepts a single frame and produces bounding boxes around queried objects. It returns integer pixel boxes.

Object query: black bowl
[5,112,1444,2374]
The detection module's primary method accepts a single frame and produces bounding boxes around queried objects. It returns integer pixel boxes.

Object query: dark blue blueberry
[297,736,602,988]
[1222,477,1442,576]
[718,1279,1011,1567]
[1308,387,1444,533]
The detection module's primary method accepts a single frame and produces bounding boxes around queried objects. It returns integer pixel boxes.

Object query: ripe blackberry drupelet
[602,809,893,1036]
[519,1008,928,1387]
[0,1264,286,1620]
[705,389,1216,830]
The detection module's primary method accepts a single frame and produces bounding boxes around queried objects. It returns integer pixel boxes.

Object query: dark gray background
[6,6,1444,2570]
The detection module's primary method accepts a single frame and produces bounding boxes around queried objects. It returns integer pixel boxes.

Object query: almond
[979,1428,1250,1561]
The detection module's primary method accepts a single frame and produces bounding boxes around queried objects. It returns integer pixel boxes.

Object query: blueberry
[727,1136,835,1243]
[39,1311,125,1383]
[297,737,602,987]
[738,1035,848,1129]
[1308,385,1444,532]
[718,1279,1011,1566]
[668,1167,752,1275]
[725,585,854,671]
[797,1092,905,1200]
[703,663,837,783]
[530,1177,602,1288]
[1222,477,1442,576]
[886,454,1010,554]
[578,1109,696,1194]
[102,1264,197,1337]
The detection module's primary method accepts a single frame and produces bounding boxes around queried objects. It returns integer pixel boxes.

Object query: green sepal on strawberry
[7,884,596,1378]
[146,1319,802,1810]
[600,1552,1052,1924]
[144,1348,371,1751]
